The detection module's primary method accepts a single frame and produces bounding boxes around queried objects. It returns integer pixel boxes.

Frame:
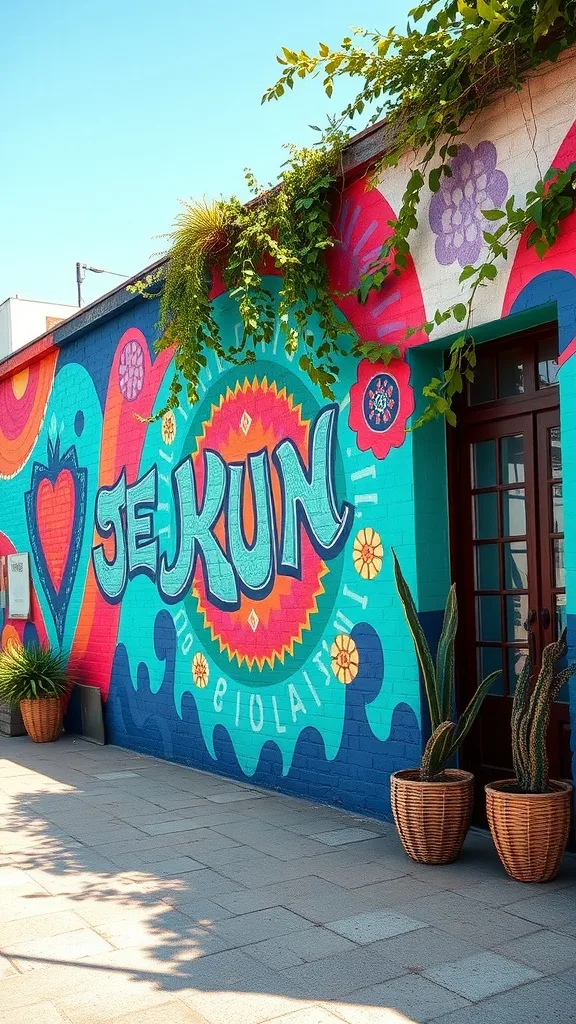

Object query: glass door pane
[468,419,534,700]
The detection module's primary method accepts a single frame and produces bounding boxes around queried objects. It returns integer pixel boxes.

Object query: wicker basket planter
[485,779,573,883]
[391,768,474,865]
[19,697,62,743]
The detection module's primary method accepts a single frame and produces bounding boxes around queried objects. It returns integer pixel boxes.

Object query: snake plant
[392,549,501,781]
[511,629,576,793]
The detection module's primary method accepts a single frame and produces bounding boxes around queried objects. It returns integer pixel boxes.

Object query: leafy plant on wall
[133,0,576,427]
[130,141,387,417]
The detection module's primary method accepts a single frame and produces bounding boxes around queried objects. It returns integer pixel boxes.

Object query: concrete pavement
[0,736,574,1023]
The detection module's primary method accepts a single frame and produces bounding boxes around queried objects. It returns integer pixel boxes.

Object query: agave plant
[511,629,576,793]
[0,642,69,705]
[392,550,501,781]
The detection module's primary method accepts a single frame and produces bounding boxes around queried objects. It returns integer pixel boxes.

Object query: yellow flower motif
[161,410,176,446]
[331,633,359,685]
[191,652,209,689]
[352,527,383,580]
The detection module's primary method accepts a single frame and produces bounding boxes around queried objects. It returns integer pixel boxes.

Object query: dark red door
[450,327,570,809]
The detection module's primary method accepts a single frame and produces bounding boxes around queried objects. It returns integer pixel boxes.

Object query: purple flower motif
[429,141,508,267]
[118,340,145,401]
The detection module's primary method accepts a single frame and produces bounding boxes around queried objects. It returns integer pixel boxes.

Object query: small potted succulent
[0,642,70,743]
[486,630,575,883]
[390,551,500,864]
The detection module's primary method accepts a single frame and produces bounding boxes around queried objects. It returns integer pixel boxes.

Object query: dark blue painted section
[105,611,421,820]
[510,269,576,356]
[57,298,160,410]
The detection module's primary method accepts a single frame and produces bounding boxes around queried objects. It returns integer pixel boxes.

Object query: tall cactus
[392,550,500,782]
[511,629,576,793]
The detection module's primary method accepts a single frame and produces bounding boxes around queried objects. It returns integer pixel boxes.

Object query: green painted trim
[423,301,558,351]
[409,347,451,613]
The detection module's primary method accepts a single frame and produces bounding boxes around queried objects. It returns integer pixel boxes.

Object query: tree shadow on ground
[0,736,574,1023]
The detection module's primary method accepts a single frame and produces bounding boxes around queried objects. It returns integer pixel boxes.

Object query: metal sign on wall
[7,553,30,620]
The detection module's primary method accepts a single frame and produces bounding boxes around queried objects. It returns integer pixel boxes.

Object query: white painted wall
[0,302,11,360]
[0,297,77,358]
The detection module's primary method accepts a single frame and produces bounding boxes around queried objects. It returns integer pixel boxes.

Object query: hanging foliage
[129,138,395,416]
[266,0,576,425]
[135,0,576,425]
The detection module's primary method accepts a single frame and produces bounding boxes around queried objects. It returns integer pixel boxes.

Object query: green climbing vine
[135,0,576,425]
[130,136,394,416]
[266,0,576,425]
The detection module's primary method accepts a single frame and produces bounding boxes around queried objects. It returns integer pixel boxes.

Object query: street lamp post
[76,262,128,307]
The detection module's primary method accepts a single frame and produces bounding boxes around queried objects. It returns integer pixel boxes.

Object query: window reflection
[538,338,559,389]
[554,538,565,588]
[506,595,528,642]
[504,542,528,589]
[478,647,504,694]
[469,356,496,405]
[472,440,497,488]
[549,427,562,478]
[474,493,498,539]
[552,483,563,533]
[501,489,526,537]
[475,544,500,590]
[500,435,525,484]
[498,349,524,398]
[476,595,502,643]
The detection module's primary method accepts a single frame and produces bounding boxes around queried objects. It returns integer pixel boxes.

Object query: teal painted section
[0,278,424,819]
[409,347,452,615]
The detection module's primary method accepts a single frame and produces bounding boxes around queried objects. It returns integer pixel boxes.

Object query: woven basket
[19,698,62,743]
[485,779,573,883]
[391,768,474,865]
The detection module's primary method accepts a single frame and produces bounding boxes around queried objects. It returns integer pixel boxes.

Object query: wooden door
[450,327,570,808]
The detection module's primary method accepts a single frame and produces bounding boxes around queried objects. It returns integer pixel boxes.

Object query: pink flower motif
[349,357,414,460]
[118,340,145,401]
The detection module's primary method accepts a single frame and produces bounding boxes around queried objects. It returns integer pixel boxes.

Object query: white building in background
[0,296,77,359]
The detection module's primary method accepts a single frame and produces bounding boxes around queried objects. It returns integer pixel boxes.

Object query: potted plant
[485,630,575,883]
[0,642,70,743]
[390,551,501,864]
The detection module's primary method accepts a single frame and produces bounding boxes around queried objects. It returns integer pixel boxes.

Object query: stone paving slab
[367,925,484,971]
[310,829,381,846]
[326,909,426,944]
[0,1002,71,1024]
[431,973,576,1023]
[423,950,542,1000]
[493,927,576,973]
[111,1003,207,1023]
[0,735,574,1024]
[328,974,471,1021]
[242,926,356,970]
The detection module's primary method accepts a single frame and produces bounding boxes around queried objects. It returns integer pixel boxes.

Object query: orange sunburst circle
[191,377,327,672]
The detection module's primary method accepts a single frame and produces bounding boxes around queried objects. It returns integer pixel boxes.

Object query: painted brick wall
[1,51,576,816]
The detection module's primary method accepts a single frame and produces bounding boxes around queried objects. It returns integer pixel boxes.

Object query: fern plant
[0,643,69,705]
[392,550,500,781]
[511,629,576,793]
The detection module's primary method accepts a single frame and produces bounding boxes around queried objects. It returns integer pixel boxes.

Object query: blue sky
[1,1,412,307]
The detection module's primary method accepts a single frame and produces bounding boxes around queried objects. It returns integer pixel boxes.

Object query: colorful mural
[0,261,424,816]
[98,278,423,800]
[2,88,576,815]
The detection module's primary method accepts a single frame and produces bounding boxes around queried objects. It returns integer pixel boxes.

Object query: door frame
[446,325,563,785]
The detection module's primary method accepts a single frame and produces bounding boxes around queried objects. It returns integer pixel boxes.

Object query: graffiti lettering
[92,405,353,609]
[217,682,323,734]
